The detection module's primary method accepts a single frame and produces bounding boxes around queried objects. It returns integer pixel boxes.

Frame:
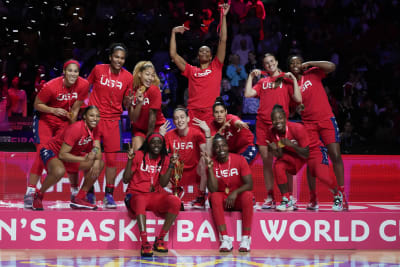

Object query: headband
[148,133,164,143]
[63,60,80,70]
[112,45,126,52]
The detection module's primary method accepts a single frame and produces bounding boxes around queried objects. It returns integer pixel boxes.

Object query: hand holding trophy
[172,148,184,198]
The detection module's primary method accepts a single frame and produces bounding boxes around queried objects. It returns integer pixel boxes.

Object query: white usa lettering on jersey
[215,168,239,178]
[301,80,312,92]
[140,162,162,173]
[100,75,123,90]
[133,97,150,106]
[194,69,212,78]
[262,81,283,90]
[173,140,194,150]
[222,131,233,140]
[78,136,92,146]
[56,92,78,101]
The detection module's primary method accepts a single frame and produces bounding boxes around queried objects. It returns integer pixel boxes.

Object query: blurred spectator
[339,120,361,154]
[201,9,214,34]
[7,77,27,119]
[234,39,251,66]
[226,54,247,90]
[158,64,178,118]
[245,50,261,74]
[220,78,242,116]
[231,24,255,54]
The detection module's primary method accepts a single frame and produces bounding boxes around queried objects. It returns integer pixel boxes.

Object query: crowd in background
[0,0,399,154]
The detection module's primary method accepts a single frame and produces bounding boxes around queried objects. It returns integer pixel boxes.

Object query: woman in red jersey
[288,55,348,211]
[123,133,180,257]
[32,106,103,211]
[24,59,89,208]
[129,61,166,151]
[210,97,258,164]
[169,3,230,125]
[203,134,254,252]
[244,53,301,209]
[87,43,133,209]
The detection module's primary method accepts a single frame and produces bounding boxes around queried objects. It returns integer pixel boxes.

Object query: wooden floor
[1,249,400,266]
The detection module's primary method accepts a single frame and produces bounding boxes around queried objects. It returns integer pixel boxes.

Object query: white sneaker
[261,197,276,209]
[307,200,319,210]
[219,235,233,252]
[239,235,251,252]
[276,196,293,211]
[332,191,344,211]
[289,195,298,211]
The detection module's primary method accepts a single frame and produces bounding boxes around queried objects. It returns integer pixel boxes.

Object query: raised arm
[244,69,260,98]
[302,61,336,74]
[284,72,302,103]
[170,26,189,72]
[216,3,230,63]
[34,95,69,118]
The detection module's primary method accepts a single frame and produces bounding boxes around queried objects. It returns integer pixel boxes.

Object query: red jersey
[45,120,100,156]
[299,67,334,122]
[182,57,223,110]
[209,114,254,154]
[210,153,252,193]
[131,85,166,131]
[266,121,310,161]
[37,76,89,126]
[88,64,133,120]
[253,74,294,123]
[165,127,206,171]
[126,151,170,194]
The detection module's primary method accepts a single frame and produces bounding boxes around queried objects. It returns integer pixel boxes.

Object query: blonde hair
[132,61,160,89]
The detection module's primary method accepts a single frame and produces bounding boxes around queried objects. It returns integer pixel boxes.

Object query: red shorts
[180,167,200,186]
[307,147,329,179]
[304,117,340,146]
[188,108,214,127]
[273,155,306,184]
[127,191,181,217]
[255,120,272,146]
[132,124,163,138]
[98,119,122,152]
[35,119,67,144]
[40,148,79,174]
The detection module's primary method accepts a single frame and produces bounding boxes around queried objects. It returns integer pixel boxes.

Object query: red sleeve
[160,155,171,175]
[265,127,276,143]
[182,63,192,78]
[77,78,89,101]
[308,67,326,80]
[37,82,53,103]
[239,155,252,176]
[293,123,310,147]
[211,56,223,69]
[148,85,162,110]
[227,114,240,124]
[87,66,97,85]
[130,151,143,174]
[63,124,81,147]
[196,129,206,145]
[284,79,295,99]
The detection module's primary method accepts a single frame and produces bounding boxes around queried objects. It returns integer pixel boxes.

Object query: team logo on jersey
[78,136,92,146]
[262,81,283,90]
[100,75,123,90]
[194,69,212,78]
[56,92,78,101]
[301,80,312,92]
[140,162,162,173]
[173,140,193,150]
[221,131,233,140]
[215,168,239,178]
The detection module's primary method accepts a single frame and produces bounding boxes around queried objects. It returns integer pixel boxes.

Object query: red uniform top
[209,114,254,154]
[165,127,206,171]
[126,151,170,194]
[131,85,166,131]
[299,67,333,122]
[37,76,89,126]
[88,64,133,120]
[253,74,294,123]
[210,153,252,193]
[45,120,100,156]
[182,57,223,110]
[266,121,310,161]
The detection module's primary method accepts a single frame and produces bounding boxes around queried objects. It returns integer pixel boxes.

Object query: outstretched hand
[234,120,249,132]
[219,3,231,16]
[159,120,172,136]
[172,25,189,34]
[127,142,135,160]
[192,118,210,134]
[201,151,213,169]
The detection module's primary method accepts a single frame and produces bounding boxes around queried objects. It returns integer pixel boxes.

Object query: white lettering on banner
[334,220,349,241]
[119,219,137,241]
[58,219,74,241]
[177,220,194,242]
[100,76,122,90]
[0,219,16,240]
[260,220,287,241]
[99,219,115,242]
[379,220,396,241]
[56,178,71,193]
[302,80,312,92]
[77,219,97,241]
[237,220,242,241]
[194,69,212,77]
[289,220,311,242]
[196,220,216,242]
[315,220,331,241]
[215,168,239,178]
[147,219,156,241]
[31,219,46,241]
[173,141,194,150]
[370,205,400,210]
[351,220,369,242]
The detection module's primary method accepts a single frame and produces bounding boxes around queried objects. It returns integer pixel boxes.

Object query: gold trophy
[173,160,184,197]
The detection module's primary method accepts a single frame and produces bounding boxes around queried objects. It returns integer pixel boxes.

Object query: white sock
[71,187,79,196]
[26,186,36,195]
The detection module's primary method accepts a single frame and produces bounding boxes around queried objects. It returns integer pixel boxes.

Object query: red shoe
[70,197,98,210]
[191,194,206,209]
[141,241,153,257]
[32,191,44,211]
[153,237,168,252]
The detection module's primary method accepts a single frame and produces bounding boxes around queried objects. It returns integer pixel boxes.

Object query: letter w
[260,220,287,241]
